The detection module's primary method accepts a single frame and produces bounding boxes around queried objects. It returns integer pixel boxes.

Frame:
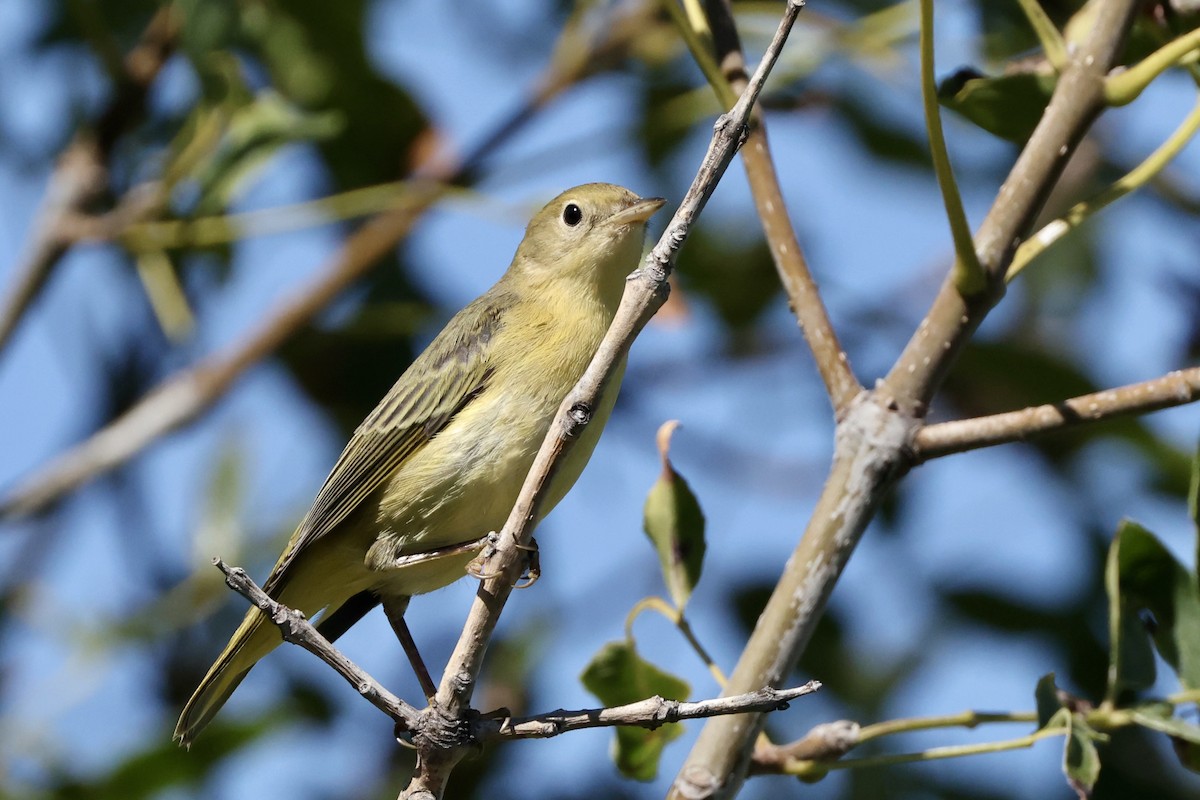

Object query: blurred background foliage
[1,0,1199,798]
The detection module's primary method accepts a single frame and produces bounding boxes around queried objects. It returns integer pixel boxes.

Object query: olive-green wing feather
[262,297,504,595]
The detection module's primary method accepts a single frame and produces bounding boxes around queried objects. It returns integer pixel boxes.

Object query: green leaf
[190,90,343,214]
[1130,704,1200,775]
[1105,527,1158,703]
[643,421,706,610]
[938,68,1057,143]
[247,0,428,190]
[580,641,691,781]
[1064,715,1102,795]
[1175,740,1200,774]
[1036,673,1064,729]
[1114,520,1200,690]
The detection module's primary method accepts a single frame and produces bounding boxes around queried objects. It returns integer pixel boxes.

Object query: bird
[175,183,665,746]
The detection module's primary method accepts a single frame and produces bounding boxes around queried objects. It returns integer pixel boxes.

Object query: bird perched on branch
[175,183,665,746]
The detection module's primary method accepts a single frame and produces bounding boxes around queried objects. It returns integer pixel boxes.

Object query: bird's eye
[562,203,583,227]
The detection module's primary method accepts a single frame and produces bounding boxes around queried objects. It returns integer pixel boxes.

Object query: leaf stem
[662,1,740,111]
[1015,0,1068,70]
[626,595,728,687]
[857,709,1039,743]
[1008,94,1200,280]
[1106,27,1200,106]
[918,0,985,296]
[785,726,1070,776]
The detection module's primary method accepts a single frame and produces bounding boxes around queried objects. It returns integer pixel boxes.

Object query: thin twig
[489,682,821,740]
[625,595,727,688]
[0,141,107,353]
[398,4,805,797]
[695,0,861,413]
[214,558,423,730]
[752,703,1042,773]
[913,367,1200,461]
[61,179,460,251]
[773,725,1071,777]
[216,556,819,745]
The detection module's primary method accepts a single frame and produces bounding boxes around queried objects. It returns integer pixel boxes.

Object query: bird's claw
[514,537,540,589]
[466,532,502,579]
[466,534,540,589]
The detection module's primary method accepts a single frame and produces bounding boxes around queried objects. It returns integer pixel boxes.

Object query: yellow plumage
[175,183,664,745]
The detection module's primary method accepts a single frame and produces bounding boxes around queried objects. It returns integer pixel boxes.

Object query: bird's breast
[374,303,618,556]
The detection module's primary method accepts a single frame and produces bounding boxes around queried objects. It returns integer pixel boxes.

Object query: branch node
[567,402,592,429]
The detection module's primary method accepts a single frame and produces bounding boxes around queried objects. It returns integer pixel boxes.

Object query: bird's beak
[607,196,666,227]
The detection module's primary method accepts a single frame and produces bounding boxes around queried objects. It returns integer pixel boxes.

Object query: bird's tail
[173,606,279,748]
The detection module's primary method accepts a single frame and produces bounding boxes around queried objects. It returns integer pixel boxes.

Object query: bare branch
[0,141,107,353]
[489,682,821,740]
[750,720,860,772]
[218,560,819,756]
[0,7,176,356]
[913,367,1200,462]
[700,0,862,414]
[399,4,805,797]
[214,559,423,731]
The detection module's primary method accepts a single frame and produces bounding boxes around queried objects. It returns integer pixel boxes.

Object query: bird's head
[512,183,666,307]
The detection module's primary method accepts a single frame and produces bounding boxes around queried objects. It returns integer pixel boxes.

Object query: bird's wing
[262,299,502,595]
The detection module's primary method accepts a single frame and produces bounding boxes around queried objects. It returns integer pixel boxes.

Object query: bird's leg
[389,535,491,569]
[381,596,438,701]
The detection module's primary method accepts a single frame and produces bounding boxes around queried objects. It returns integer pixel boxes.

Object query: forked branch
[216,558,820,748]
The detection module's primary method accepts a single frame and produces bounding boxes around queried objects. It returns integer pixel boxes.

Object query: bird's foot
[513,537,540,589]
[467,534,540,589]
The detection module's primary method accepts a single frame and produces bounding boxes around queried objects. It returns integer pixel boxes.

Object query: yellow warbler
[175,183,664,745]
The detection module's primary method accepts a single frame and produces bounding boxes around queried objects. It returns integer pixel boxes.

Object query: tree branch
[398,4,805,797]
[883,0,1136,413]
[0,7,176,356]
[668,3,1140,798]
[913,367,1200,462]
[0,192,437,521]
[215,558,820,745]
[489,681,820,740]
[214,558,423,730]
[700,0,862,414]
